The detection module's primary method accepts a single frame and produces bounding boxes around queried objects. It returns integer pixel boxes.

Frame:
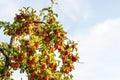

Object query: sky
[0,0,120,80]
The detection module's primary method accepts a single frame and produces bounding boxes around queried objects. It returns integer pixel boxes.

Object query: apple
[50,18,53,24]
[50,48,54,53]
[46,30,51,35]
[43,51,48,56]
[43,76,49,80]
[11,56,19,62]
[58,48,62,52]
[34,43,39,49]
[7,29,13,35]
[64,69,69,74]
[45,59,49,64]
[27,48,33,53]
[39,77,43,80]
[52,65,57,71]
[25,40,30,45]
[34,23,39,27]
[27,60,32,65]
[59,41,64,46]
[26,30,31,34]
[21,13,29,19]
[32,71,38,76]
[20,45,24,48]
[64,51,69,55]
[62,56,66,61]
[65,45,69,49]
[24,22,31,27]
[42,64,47,70]
[61,33,65,38]
[16,29,22,36]
[71,55,77,62]
[67,63,71,67]
[44,36,50,41]
[15,62,19,68]
[16,14,21,21]
[31,58,37,63]
[54,44,58,50]
[5,71,10,78]
[55,31,60,37]
[18,55,23,62]
[72,44,76,48]
[30,76,35,80]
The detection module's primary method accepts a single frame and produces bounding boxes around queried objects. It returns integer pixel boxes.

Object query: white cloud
[56,0,91,22]
[0,0,20,22]
[71,18,120,80]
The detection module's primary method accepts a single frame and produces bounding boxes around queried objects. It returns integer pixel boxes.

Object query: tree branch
[0,47,10,79]
[10,35,16,47]
[0,35,16,79]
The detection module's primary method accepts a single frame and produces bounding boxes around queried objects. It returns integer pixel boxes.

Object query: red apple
[50,48,54,53]
[16,29,22,36]
[15,62,19,68]
[30,76,35,80]
[27,60,31,65]
[5,71,10,78]
[34,43,39,49]
[24,22,31,27]
[18,55,23,62]
[26,30,31,34]
[43,76,49,80]
[54,44,58,50]
[42,64,47,70]
[59,41,64,46]
[61,33,65,38]
[50,18,53,24]
[43,51,48,56]
[16,15,21,20]
[34,23,39,27]
[27,48,33,53]
[64,51,69,55]
[55,31,60,37]
[65,45,69,49]
[25,40,30,45]
[44,36,50,41]
[46,30,51,35]
[72,44,76,48]
[71,55,77,62]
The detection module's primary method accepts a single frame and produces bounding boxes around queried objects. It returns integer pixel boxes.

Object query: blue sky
[0,0,120,80]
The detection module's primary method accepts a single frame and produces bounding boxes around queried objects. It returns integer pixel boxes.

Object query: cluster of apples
[5,7,79,80]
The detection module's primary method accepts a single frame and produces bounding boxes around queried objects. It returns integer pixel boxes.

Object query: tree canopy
[0,1,79,80]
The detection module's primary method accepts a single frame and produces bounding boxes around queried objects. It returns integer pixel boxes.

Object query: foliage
[0,6,79,80]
